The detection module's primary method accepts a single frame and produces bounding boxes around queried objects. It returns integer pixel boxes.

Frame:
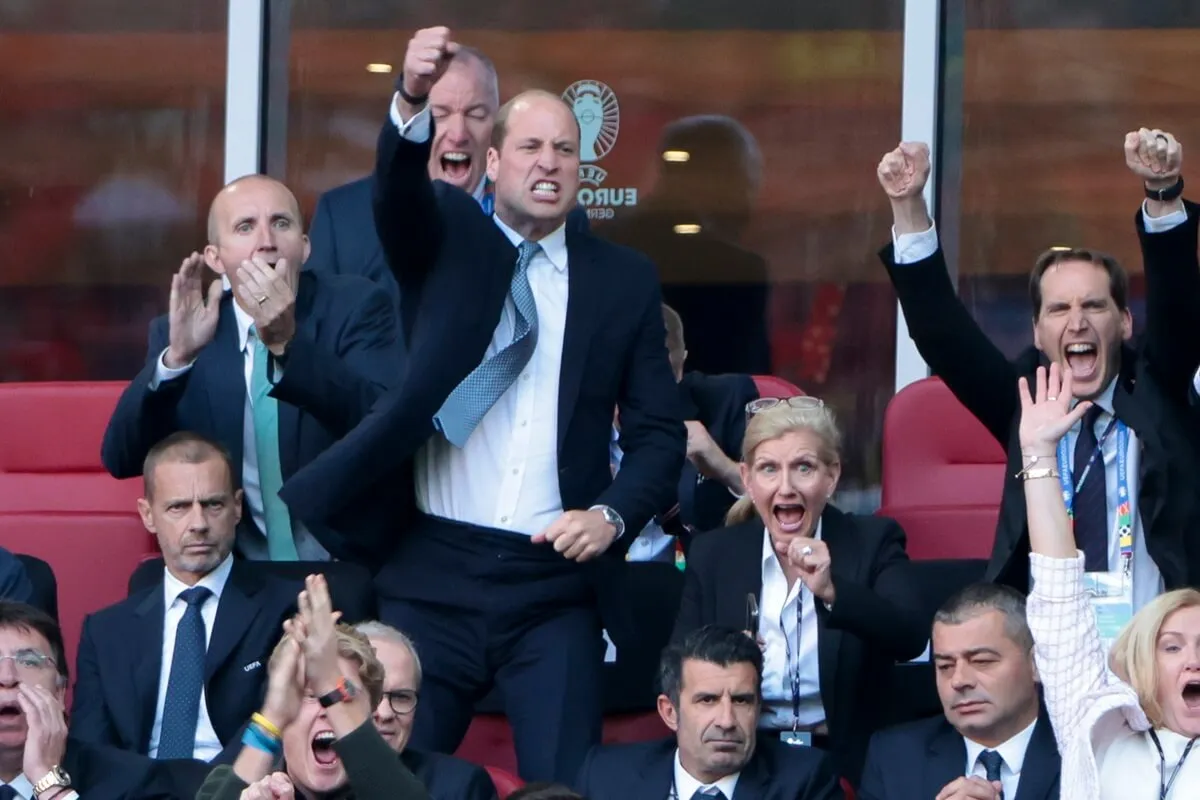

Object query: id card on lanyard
[1057,416,1134,651]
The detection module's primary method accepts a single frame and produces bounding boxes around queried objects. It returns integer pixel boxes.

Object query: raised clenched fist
[1124,127,1183,189]
[401,26,460,103]
[877,142,931,200]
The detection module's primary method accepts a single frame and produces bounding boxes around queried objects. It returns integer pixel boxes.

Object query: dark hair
[1029,247,1129,319]
[659,624,764,705]
[0,602,68,683]
[507,784,583,800]
[142,431,236,499]
[934,583,1034,653]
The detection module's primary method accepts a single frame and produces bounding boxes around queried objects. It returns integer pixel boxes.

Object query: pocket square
[242,660,263,673]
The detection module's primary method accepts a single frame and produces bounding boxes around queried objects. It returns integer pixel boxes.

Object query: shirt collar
[220,276,256,353]
[673,748,740,800]
[963,716,1038,779]
[1070,377,1116,417]
[163,553,234,608]
[491,213,569,274]
[3,774,35,799]
[473,176,488,203]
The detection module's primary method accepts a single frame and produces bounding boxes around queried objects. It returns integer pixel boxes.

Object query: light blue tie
[249,329,299,560]
[435,240,541,447]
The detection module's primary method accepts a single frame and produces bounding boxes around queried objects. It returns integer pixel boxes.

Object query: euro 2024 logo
[562,80,638,220]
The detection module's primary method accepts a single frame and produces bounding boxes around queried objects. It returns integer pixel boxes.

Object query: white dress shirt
[892,202,1182,611]
[394,99,571,536]
[147,555,233,761]
[757,525,824,729]
[672,748,740,800]
[1,774,36,799]
[963,717,1037,799]
[149,292,327,560]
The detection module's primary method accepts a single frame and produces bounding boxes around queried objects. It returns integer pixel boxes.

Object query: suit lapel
[204,562,264,681]
[636,743,675,800]
[925,720,968,799]
[815,507,853,719]
[277,276,317,478]
[132,587,165,753]
[557,232,606,453]
[1013,713,1059,800]
[202,295,246,480]
[730,746,769,800]
[724,519,766,626]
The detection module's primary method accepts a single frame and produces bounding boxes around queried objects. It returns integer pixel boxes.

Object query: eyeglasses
[0,649,56,671]
[383,690,419,715]
[745,396,825,416]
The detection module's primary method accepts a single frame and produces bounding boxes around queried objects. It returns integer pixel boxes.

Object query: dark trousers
[375,515,605,783]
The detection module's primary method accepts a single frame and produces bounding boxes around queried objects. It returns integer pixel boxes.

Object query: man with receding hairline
[101,172,403,564]
[280,25,684,783]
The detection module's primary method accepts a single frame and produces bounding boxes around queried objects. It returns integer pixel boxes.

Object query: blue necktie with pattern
[156,586,212,759]
[978,749,1004,799]
[434,240,541,447]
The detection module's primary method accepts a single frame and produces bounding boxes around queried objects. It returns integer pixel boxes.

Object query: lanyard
[1150,729,1197,799]
[780,585,803,730]
[1056,415,1134,570]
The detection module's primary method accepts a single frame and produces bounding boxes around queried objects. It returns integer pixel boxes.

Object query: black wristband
[1145,176,1184,202]
[394,76,428,107]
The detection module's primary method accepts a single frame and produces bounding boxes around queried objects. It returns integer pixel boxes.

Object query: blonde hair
[725,403,842,525]
[1109,587,1200,727]
[270,623,385,710]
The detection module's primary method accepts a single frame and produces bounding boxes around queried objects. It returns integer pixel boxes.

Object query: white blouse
[1099,728,1200,800]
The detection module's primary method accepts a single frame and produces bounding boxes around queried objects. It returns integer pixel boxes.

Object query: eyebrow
[933,647,1002,659]
[164,493,228,505]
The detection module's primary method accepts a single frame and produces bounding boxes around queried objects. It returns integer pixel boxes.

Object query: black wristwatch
[394,76,428,107]
[1145,177,1184,202]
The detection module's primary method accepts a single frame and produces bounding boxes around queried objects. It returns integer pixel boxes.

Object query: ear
[232,489,244,525]
[486,147,500,183]
[656,694,679,732]
[1031,316,1043,353]
[1120,307,1133,341]
[739,462,751,496]
[204,243,226,275]
[137,497,156,534]
[300,234,311,268]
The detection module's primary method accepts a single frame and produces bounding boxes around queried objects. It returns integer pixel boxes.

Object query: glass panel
[282,2,902,506]
[0,2,226,380]
[954,0,1200,356]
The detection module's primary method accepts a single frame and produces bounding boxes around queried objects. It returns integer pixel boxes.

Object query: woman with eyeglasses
[671,396,927,786]
[1020,364,1200,800]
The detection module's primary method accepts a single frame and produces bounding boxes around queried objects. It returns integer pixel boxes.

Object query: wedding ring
[1047,396,1057,401]
[255,295,268,304]
[801,546,814,557]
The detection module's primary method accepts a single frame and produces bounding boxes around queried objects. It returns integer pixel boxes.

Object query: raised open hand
[166,252,223,368]
[1017,364,1092,457]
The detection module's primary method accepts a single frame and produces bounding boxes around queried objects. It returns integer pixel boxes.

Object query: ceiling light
[366,63,393,74]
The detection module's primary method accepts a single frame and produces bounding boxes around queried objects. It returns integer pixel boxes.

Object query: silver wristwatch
[589,504,626,538]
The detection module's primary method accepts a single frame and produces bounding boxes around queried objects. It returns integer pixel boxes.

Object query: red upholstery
[0,382,155,683]
[484,766,524,799]
[456,711,670,776]
[841,778,856,799]
[879,378,1006,560]
[750,375,804,398]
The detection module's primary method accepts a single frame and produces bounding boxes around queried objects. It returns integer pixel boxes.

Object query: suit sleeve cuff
[150,347,193,390]
[389,94,432,143]
[891,222,939,264]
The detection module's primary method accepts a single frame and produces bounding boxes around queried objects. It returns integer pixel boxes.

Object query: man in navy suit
[101,173,402,563]
[858,584,1060,800]
[280,26,684,784]
[576,625,841,800]
[72,432,296,766]
[0,547,32,606]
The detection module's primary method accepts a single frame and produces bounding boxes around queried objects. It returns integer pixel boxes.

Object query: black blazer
[63,737,212,799]
[858,711,1060,800]
[401,749,497,800]
[575,737,843,800]
[309,176,400,305]
[880,203,1200,591]
[678,372,758,532]
[672,508,927,784]
[69,560,296,765]
[100,270,403,563]
[279,114,685,559]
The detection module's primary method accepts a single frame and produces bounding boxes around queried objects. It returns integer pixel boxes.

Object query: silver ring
[255,295,267,305]
[1047,396,1057,401]
[801,546,814,557]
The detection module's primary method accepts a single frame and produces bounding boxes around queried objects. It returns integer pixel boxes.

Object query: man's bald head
[489,90,581,151]
[206,175,304,245]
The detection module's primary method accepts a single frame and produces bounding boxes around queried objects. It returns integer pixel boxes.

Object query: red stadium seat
[0,382,155,683]
[878,377,1005,560]
[484,766,524,799]
[750,375,804,398]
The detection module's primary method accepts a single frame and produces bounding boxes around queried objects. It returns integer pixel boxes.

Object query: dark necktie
[1072,404,1109,571]
[978,749,1004,798]
[156,585,212,759]
[0,784,21,800]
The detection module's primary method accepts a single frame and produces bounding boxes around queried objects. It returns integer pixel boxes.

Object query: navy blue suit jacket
[280,116,684,560]
[677,372,757,532]
[69,560,296,765]
[309,177,399,305]
[0,546,32,605]
[858,712,1060,800]
[402,749,497,800]
[100,270,402,562]
[576,737,843,800]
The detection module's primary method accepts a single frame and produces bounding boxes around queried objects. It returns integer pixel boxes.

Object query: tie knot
[1083,403,1105,427]
[690,789,727,800]
[179,586,212,608]
[978,749,1004,781]
[0,784,19,800]
[517,240,541,266]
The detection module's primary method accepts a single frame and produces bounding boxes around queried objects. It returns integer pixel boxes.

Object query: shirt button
[512,468,519,475]
[521,420,528,427]
[500,516,509,523]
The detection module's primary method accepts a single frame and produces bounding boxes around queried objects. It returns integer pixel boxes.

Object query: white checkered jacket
[1027,552,1150,800]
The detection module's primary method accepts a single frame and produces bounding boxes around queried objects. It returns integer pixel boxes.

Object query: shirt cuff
[1193,367,1200,398]
[1028,551,1086,600]
[1141,200,1187,232]
[891,222,939,265]
[150,347,194,390]
[389,93,432,143]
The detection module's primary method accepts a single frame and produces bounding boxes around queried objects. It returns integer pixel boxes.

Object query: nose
[442,113,469,145]
[712,696,737,730]
[0,658,17,687]
[535,144,560,174]
[950,662,975,692]
[186,502,210,532]
[1066,305,1088,331]
[374,698,395,723]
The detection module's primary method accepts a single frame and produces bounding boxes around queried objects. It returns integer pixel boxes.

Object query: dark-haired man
[576,625,841,800]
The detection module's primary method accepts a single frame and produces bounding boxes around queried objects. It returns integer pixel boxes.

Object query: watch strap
[1145,176,1184,202]
[317,677,358,708]
[393,76,428,107]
